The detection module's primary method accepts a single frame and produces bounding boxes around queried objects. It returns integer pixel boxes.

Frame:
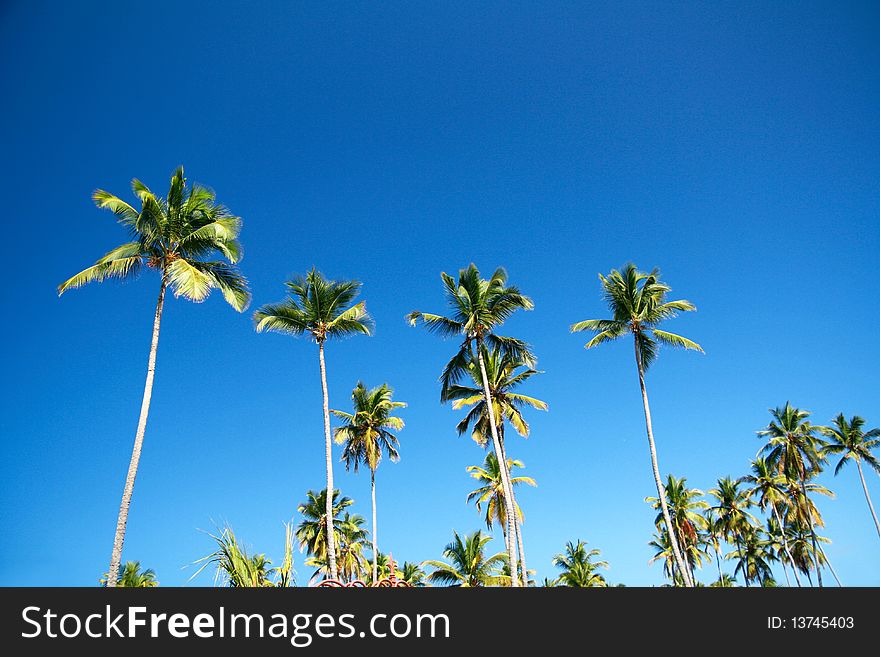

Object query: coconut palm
[423,530,509,587]
[101,561,159,587]
[646,475,709,585]
[59,167,249,586]
[408,264,534,586]
[397,561,427,586]
[466,453,536,542]
[552,540,609,587]
[332,382,405,584]
[295,488,356,571]
[446,346,546,585]
[307,512,370,583]
[740,457,801,586]
[707,476,757,585]
[193,524,295,587]
[758,402,829,586]
[649,530,685,586]
[571,264,703,586]
[726,527,775,586]
[255,270,373,579]
[821,414,880,539]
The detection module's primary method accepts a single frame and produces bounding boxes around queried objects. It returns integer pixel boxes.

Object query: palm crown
[59,166,250,310]
[821,414,880,476]
[466,452,536,531]
[758,402,828,480]
[552,540,609,587]
[570,263,703,368]
[332,383,406,473]
[423,530,508,587]
[407,263,534,400]
[254,269,373,342]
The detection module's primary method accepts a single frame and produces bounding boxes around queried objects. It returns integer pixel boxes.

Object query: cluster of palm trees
[646,404,880,587]
[61,168,878,588]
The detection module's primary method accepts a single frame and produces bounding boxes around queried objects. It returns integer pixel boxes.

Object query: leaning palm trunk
[816,544,842,587]
[797,468,822,588]
[499,434,529,586]
[634,340,692,587]
[855,458,880,539]
[772,504,801,587]
[371,470,378,585]
[107,279,166,587]
[475,344,520,586]
[318,341,339,580]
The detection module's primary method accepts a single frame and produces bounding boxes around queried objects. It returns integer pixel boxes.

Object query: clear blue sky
[1,0,878,586]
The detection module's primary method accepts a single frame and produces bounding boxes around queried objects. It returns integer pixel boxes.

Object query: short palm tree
[821,414,880,539]
[193,524,295,587]
[408,264,534,586]
[101,561,158,587]
[646,475,708,585]
[397,561,427,586]
[758,402,829,586]
[446,347,546,585]
[423,530,508,587]
[740,457,801,586]
[726,527,775,586]
[295,488,355,573]
[332,382,406,584]
[571,264,702,586]
[255,270,373,579]
[552,540,609,587]
[59,167,249,587]
[707,476,757,586]
[306,512,370,583]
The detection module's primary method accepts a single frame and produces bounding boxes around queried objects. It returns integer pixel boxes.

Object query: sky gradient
[1,0,878,586]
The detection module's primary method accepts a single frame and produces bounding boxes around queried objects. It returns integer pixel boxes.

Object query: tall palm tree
[707,476,757,586]
[571,264,703,586]
[295,488,355,572]
[552,540,609,587]
[101,561,159,587]
[758,402,829,586]
[193,524,295,587]
[255,270,373,579]
[822,414,880,539]
[646,475,709,585]
[332,382,405,584]
[423,530,508,587]
[59,167,249,587]
[466,453,536,535]
[408,264,534,586]
[740,457,801,586]
[446,346,546,585]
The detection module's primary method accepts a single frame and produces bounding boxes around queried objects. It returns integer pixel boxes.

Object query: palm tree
[758,402,829,586]
[822,414,880,539]
[397,561,427,586]
[307,512,370,583]
[465,452,536,585]
[446,347,546,585]
[707,476,757,586]
[423,530,509,587]
[332,382,405,584]
[193,524,295,587]
[552,540,609,587]
[408,264,534,586]
[295,488,355,571]
[646,475,709,585]
[726,527,775,586]
[571,264,703,586]
[255,270,373,579]
[740,457,801,586]
[101,561,159,587]
[59,167,249,586]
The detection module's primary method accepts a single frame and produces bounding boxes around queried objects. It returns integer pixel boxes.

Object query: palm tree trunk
[475,342,520,586]
[714,542,723,582]
[855,458,880,539]
[318,341,339,581]
[371,470,378,585]
[736,537,749,587]
[106,279,166,587]
[798,469,822,588]
[779,557,792,587]
[772,504,801,587]
[816,544,842,587]
[633,338,693,587]
[499,434,529,587]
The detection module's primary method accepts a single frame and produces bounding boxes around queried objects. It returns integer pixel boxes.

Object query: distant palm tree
[466,453,536,538]
[59,167,249,587]
[408,264,534,586]
[101,561,158,587]
[727,527,775,586]
[707,476,757,586]
[646,475,708,585]
[822,414,880,539]
[710,573,737,587]
[758,402,829,586]
[552,540,609,587]
[740,457,801,586]
[423,530,508,587]
[307,512,370,583]
[571,264,703,586]
[255,270,373,579]
[193,524,294,587]
[295,488,355,572]
[397,561,427,586]
[446,346,546,585]
[332,382,406,584]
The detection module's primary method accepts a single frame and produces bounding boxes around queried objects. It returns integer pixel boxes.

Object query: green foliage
[552,540,609,587]
[332,382,406,473]
[423,530,509,587]
[466,452,536,531]
[193,524,295,587]
[100,561,158,587]
[822,414,880,476]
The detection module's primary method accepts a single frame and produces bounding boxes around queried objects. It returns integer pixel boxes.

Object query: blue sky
[1,0,878,586]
